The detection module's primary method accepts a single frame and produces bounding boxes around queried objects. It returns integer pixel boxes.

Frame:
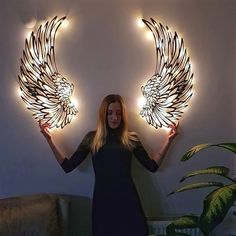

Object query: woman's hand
[152,122,179,165]
[39,120,51,141]
[39,121,65,164]
[167,122,179,142]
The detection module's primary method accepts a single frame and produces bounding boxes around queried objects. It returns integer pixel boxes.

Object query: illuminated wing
[140,18,193,128]
[18,16,77,129]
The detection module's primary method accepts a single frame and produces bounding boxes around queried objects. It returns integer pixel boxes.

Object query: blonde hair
[91,94,138,154]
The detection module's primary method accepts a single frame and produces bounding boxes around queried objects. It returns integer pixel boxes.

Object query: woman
[40,94,178,236]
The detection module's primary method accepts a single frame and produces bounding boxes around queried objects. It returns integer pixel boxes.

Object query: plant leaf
[199,183,236,234]
[215,143,236,153]
[181,143,236,162]
[180,166,230,182]
[181,143,212,161]
[168,182,224,195]
[166,215,199,236]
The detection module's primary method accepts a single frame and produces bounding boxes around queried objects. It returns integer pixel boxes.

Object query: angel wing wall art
[18,16,77,129]
[140,18,193,129]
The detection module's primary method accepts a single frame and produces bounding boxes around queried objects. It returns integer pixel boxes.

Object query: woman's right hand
[39,120,52,141]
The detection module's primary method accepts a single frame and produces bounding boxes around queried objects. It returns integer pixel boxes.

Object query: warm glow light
[162,126,170,132]
[18,88,23,97]
[137,19,145,28]
[25,18,37,29]
[38,19,47,27]
[71,97,79,108]
[145,31,153,40]
[61,18,70,29]
[137,96,146,109]
[24,29,33,39]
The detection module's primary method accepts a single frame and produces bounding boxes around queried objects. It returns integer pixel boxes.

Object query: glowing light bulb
[137,19,145,28]
[61,19,69,29]
[137,97,146,109]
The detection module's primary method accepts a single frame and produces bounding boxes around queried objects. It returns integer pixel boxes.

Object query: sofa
[0,193,177,236]
[0,194,92,236]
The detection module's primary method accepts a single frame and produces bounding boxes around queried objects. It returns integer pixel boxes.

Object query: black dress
[61,128,158,236]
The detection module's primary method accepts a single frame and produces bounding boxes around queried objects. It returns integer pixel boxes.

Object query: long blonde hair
[91,94,138,154]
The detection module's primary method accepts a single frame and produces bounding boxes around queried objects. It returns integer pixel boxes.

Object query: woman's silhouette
[39,94,178,236]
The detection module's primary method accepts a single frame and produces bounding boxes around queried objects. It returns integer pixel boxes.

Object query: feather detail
[18,16,77,129]
[140,18,193,128]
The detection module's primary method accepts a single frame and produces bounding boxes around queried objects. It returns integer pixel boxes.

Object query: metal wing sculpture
[18,16,77,129]
[140,18,193,128]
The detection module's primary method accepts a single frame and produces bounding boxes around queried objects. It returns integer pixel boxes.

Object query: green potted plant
[166,143,236,236]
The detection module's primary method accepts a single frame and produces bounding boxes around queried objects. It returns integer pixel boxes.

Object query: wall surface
[0,0,236,234]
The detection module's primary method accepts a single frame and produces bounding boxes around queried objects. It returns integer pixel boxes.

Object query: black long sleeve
[61,131,95,173]
[133,139,158,173]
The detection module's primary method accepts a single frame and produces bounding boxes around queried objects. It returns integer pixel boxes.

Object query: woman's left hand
[167,122,179,142]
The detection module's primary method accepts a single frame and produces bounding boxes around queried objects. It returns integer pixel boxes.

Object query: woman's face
[107,102,122,129]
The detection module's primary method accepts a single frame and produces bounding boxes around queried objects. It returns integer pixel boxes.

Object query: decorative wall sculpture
[18,16,77,129]
[140,18,193,128]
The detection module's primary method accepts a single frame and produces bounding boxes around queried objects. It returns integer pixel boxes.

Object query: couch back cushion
[0,194,68,236]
